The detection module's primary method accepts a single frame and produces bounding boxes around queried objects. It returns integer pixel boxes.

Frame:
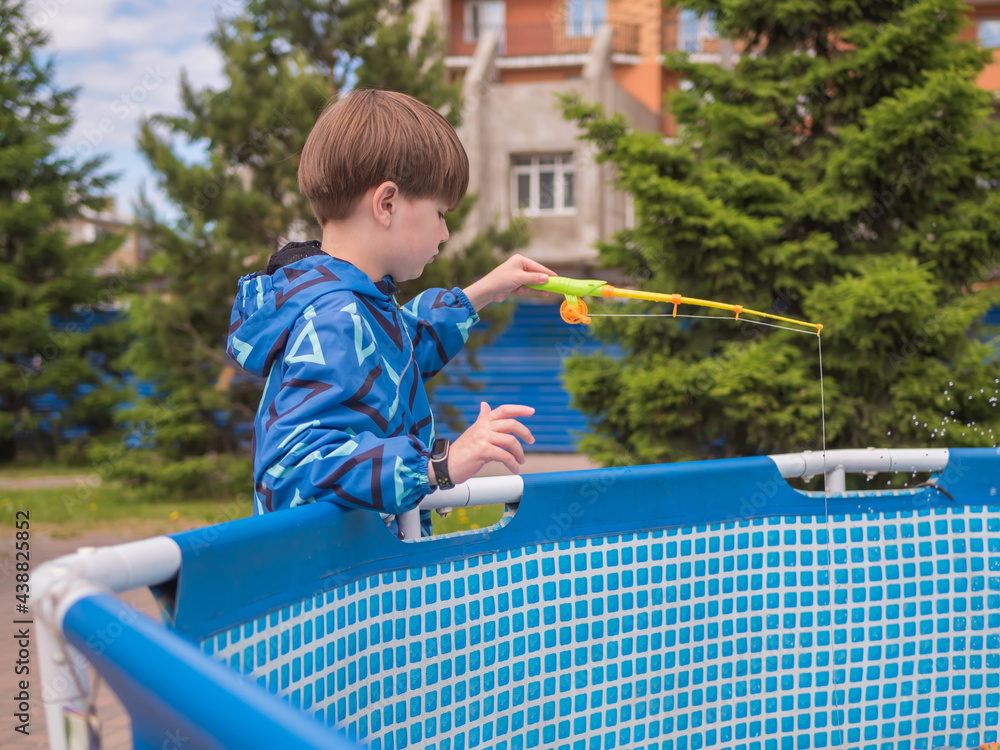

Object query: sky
[30,0,229,218]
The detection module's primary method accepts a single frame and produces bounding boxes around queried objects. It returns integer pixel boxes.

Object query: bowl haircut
[299,89,470,225]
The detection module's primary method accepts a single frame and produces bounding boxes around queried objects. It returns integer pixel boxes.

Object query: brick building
[413,0,1000,273]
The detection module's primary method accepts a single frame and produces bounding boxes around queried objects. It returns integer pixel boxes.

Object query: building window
[512,154,576,216]
[979,19,1000,49]
[566,0,606,38]
[678,9,717,53]
[464,1,506,44]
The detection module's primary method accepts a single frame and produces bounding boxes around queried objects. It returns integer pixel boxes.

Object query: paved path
[1,531,160,750]
[0,453,599,749]
[0,476,93,490]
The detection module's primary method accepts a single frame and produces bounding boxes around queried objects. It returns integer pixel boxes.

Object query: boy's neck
[319,220,388,283]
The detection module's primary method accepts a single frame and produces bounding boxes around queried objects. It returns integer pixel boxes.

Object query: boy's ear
[372,181,400,228]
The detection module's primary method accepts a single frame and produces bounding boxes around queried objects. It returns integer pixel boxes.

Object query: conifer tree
[111,2,525,494]
[0,1,126,463]
[249,0,463,125]
[560,0,1000,467]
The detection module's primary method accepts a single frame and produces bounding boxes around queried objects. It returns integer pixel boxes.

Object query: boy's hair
[299,89,469,225]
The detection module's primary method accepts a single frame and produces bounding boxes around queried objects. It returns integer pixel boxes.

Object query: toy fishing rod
[526,276,823,336]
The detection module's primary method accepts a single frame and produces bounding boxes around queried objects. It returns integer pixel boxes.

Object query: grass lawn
[432,504,507,535]
[0,483,250,538]
[0,475,504,538]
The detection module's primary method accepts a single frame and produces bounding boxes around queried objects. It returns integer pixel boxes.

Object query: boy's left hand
[464,254,556,312]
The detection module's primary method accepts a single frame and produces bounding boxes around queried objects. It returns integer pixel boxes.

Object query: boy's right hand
[445,402,536,485]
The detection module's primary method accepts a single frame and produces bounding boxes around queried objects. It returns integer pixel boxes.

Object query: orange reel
[560,299,591,325]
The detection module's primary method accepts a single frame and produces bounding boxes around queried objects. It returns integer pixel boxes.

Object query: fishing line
[531,275,839,739]
[588,313,819,336]
[816,331,843,745]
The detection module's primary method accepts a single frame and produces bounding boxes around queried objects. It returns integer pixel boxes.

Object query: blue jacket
[226,241,478,529]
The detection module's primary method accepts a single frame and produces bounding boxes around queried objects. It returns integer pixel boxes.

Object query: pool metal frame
[31,448,1000,750]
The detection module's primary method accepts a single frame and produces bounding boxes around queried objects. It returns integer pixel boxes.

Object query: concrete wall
[454,25,660,270]
[412,0,447,38]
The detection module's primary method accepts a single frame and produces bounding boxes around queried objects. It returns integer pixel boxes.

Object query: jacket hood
[226,240,399,378]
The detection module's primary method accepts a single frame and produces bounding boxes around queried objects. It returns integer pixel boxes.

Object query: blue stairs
[431,302,620,452]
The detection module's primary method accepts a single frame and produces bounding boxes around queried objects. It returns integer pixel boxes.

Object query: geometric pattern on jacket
[226,241,478,537]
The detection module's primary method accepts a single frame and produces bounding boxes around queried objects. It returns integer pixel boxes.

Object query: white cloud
[29,0,231,217]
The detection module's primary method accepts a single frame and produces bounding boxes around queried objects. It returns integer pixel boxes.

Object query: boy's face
[385,195,450,282]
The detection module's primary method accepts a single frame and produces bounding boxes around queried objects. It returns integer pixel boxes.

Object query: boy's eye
[438,212,446,220]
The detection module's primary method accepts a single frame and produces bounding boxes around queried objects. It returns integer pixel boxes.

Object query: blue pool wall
[138,449,1000,750]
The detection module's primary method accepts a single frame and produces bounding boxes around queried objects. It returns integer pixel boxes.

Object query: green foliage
[560,0,1000,465]
[113,1,525,494]
[248,0,463,126]
[0,1,127,463]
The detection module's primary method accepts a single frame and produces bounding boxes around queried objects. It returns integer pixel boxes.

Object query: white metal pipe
[825,466,846,493]
[35,607,90,750]
[420,475,525,510]
[397,509,422,540]
[31,536,182,750]
[768,448,950,478]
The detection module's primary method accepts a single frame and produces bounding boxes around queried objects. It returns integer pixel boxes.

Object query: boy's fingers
[489,446,521,475]
[491,432,525,464]
[490,419,535,444]
[489,404,535,419]
[523,271,551,286]
[519,256,557,277]
[477,401,491,420]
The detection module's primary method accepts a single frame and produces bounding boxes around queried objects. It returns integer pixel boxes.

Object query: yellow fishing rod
[525,276,823,335]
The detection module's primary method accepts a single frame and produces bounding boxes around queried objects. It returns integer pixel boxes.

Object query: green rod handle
[525,276,608,298]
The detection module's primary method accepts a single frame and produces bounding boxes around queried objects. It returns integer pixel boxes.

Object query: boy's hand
[463,254,556,312]
[440,402,535,485]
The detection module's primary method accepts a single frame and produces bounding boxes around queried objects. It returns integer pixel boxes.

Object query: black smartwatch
[430,438,454,489]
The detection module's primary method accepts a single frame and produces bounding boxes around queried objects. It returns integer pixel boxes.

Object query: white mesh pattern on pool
[206,507,1000,750]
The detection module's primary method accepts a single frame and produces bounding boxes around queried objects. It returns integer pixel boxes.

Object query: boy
[226,89,554,536]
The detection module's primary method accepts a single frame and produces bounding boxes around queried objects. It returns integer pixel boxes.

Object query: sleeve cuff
[415,452,432,495]
[452,287,480,325]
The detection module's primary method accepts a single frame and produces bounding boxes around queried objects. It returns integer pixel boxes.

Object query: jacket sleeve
[255,303,432,518]
[398,287,479,380]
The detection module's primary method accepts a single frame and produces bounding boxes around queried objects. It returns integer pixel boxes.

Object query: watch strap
[430,438,454,489]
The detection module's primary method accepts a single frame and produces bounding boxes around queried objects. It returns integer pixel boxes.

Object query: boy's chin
[393,264,427,283]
